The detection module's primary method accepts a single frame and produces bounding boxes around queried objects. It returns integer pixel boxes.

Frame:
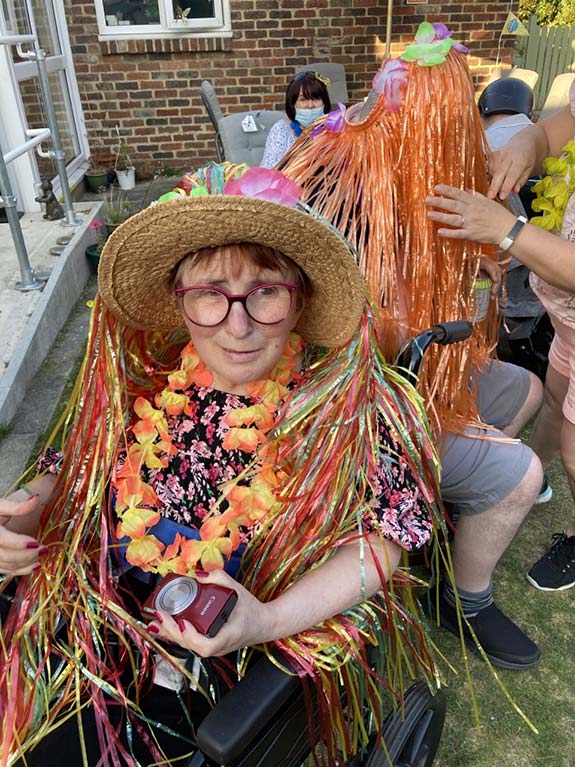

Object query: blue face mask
[295,106,324,128]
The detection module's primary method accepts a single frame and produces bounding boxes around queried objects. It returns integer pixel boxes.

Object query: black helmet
[478,78,534,118]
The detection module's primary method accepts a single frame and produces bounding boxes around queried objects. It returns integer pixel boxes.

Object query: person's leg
[502,372,543,437]
[436,429,542,668]
[474,360,543,437]
[529,338,570,466]
[527,321,575,591]
[18,682,209,766]
[561,419,575,532]
[451,452,542,591]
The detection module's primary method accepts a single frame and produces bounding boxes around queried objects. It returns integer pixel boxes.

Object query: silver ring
[460,214,465,227]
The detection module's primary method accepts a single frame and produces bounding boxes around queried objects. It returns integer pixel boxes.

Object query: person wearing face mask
[261,71,331,168]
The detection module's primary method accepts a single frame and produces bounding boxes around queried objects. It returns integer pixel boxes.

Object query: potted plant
[101,186,132,235]
[84,162,109,193]
[114,129,136,190]
[85,220,107,273]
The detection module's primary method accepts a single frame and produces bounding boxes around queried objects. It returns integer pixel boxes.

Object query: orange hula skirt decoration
[281,48,499,436]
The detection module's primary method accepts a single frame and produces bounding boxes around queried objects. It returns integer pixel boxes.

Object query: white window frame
[94,0,231,40]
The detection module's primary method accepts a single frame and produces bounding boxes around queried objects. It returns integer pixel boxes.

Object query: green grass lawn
[432,455,575,767]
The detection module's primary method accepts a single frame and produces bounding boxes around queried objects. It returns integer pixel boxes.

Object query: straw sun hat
[98,164,365,347]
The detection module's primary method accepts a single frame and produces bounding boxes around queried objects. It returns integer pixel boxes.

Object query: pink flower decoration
[372,59,410,112]
[311,101,346,136]
[223,167,301,207]
[89,220,105,230]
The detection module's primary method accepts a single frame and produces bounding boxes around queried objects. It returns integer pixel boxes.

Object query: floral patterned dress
[139,385,432,557]
[40,383,433,577]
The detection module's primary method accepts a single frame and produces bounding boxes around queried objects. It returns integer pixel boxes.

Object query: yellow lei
[530,139,575,233]
[113,332,304,575]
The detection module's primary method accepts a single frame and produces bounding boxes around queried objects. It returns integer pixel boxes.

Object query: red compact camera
[143,573,238,638]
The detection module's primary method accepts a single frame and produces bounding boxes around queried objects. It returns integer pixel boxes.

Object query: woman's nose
[225,300,253,336]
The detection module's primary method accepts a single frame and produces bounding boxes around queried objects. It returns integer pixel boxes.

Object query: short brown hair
[285,72,331,121]
[172,243,313,302]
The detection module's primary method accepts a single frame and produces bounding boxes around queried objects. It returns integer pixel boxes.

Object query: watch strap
[499,215,528,251]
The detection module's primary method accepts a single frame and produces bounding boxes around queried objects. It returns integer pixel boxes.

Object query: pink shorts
[548,316,575,424]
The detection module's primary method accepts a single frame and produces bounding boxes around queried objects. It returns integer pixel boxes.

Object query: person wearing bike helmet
[479,77,535,151]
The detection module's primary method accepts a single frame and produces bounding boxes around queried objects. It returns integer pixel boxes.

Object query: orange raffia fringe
[280,49,500,435]
[0,297,447,766]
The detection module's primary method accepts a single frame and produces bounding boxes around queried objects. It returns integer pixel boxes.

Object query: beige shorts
[547,315,575,424]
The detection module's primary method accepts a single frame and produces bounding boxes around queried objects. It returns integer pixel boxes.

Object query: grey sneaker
[527,532,575,591]
[535,475,553,505]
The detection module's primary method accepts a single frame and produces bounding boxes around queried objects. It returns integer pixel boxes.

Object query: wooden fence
[515,15,575,109]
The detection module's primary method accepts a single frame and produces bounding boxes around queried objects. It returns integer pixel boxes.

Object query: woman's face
[177,251,304,395]
[295,88,324,111]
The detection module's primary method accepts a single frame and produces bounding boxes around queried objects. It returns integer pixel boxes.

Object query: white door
[0,0,88,211]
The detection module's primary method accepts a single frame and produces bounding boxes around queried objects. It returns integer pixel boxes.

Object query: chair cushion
[219,110,284,166]
[201,80,225,127]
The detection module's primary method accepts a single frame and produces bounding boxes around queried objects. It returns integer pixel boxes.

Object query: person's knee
[543,374,568,414]
[503,451,543,510]
[525,372,544,415]
[505,372,543,436]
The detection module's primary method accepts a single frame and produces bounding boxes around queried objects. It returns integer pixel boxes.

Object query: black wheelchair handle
[395,321,473,378]
[430,321,474,345]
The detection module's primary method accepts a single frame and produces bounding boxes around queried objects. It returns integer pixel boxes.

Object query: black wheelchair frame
[185,322,473,767]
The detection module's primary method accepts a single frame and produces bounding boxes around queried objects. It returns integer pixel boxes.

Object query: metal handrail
[0,28,81,290]
[3,128,50,164]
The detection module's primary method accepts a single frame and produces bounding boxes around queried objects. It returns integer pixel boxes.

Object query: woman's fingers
[487,148,532,200]
[0,493,41,519]
[0,527,47,573]
[426,186,516,245]
[147,611,219,657]
[0,496,45,574]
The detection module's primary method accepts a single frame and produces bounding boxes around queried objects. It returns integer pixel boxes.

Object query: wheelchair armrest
[196,653,302,765]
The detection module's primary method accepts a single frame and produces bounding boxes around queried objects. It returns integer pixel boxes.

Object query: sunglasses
[293,71,331,87]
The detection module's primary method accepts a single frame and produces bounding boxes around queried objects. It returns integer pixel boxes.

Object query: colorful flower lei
[530,139,575,233]
[113,332,304,575]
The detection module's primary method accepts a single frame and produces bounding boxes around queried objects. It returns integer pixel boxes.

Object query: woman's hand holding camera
[147,569,274,657]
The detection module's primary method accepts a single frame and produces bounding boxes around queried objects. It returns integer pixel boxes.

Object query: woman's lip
[222,348,261,359]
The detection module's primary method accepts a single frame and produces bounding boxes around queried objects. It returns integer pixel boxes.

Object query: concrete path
[0,176,180,495]
[0,275,97,495]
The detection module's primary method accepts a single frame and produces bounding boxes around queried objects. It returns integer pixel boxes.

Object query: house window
[95,0,230,37]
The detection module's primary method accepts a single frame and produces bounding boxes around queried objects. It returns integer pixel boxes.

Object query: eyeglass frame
[174,282,299,327]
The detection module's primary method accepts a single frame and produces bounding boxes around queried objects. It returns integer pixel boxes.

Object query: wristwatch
[499,215,528,251]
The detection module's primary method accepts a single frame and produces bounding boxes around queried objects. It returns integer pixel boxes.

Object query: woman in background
[261,71,331,168]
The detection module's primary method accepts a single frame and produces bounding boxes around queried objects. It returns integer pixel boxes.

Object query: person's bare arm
[488,105,575,201]
[148,534,401,657]
[427,185,575,292]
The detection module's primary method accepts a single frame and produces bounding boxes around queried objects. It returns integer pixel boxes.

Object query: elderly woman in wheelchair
[0,163,448,767]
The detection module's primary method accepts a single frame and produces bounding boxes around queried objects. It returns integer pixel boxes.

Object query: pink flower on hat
[372,59,410,111]
[223,167,301,207]
[312,101,346,136]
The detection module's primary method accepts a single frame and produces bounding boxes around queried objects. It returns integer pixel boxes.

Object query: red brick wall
[65,0,519,176]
